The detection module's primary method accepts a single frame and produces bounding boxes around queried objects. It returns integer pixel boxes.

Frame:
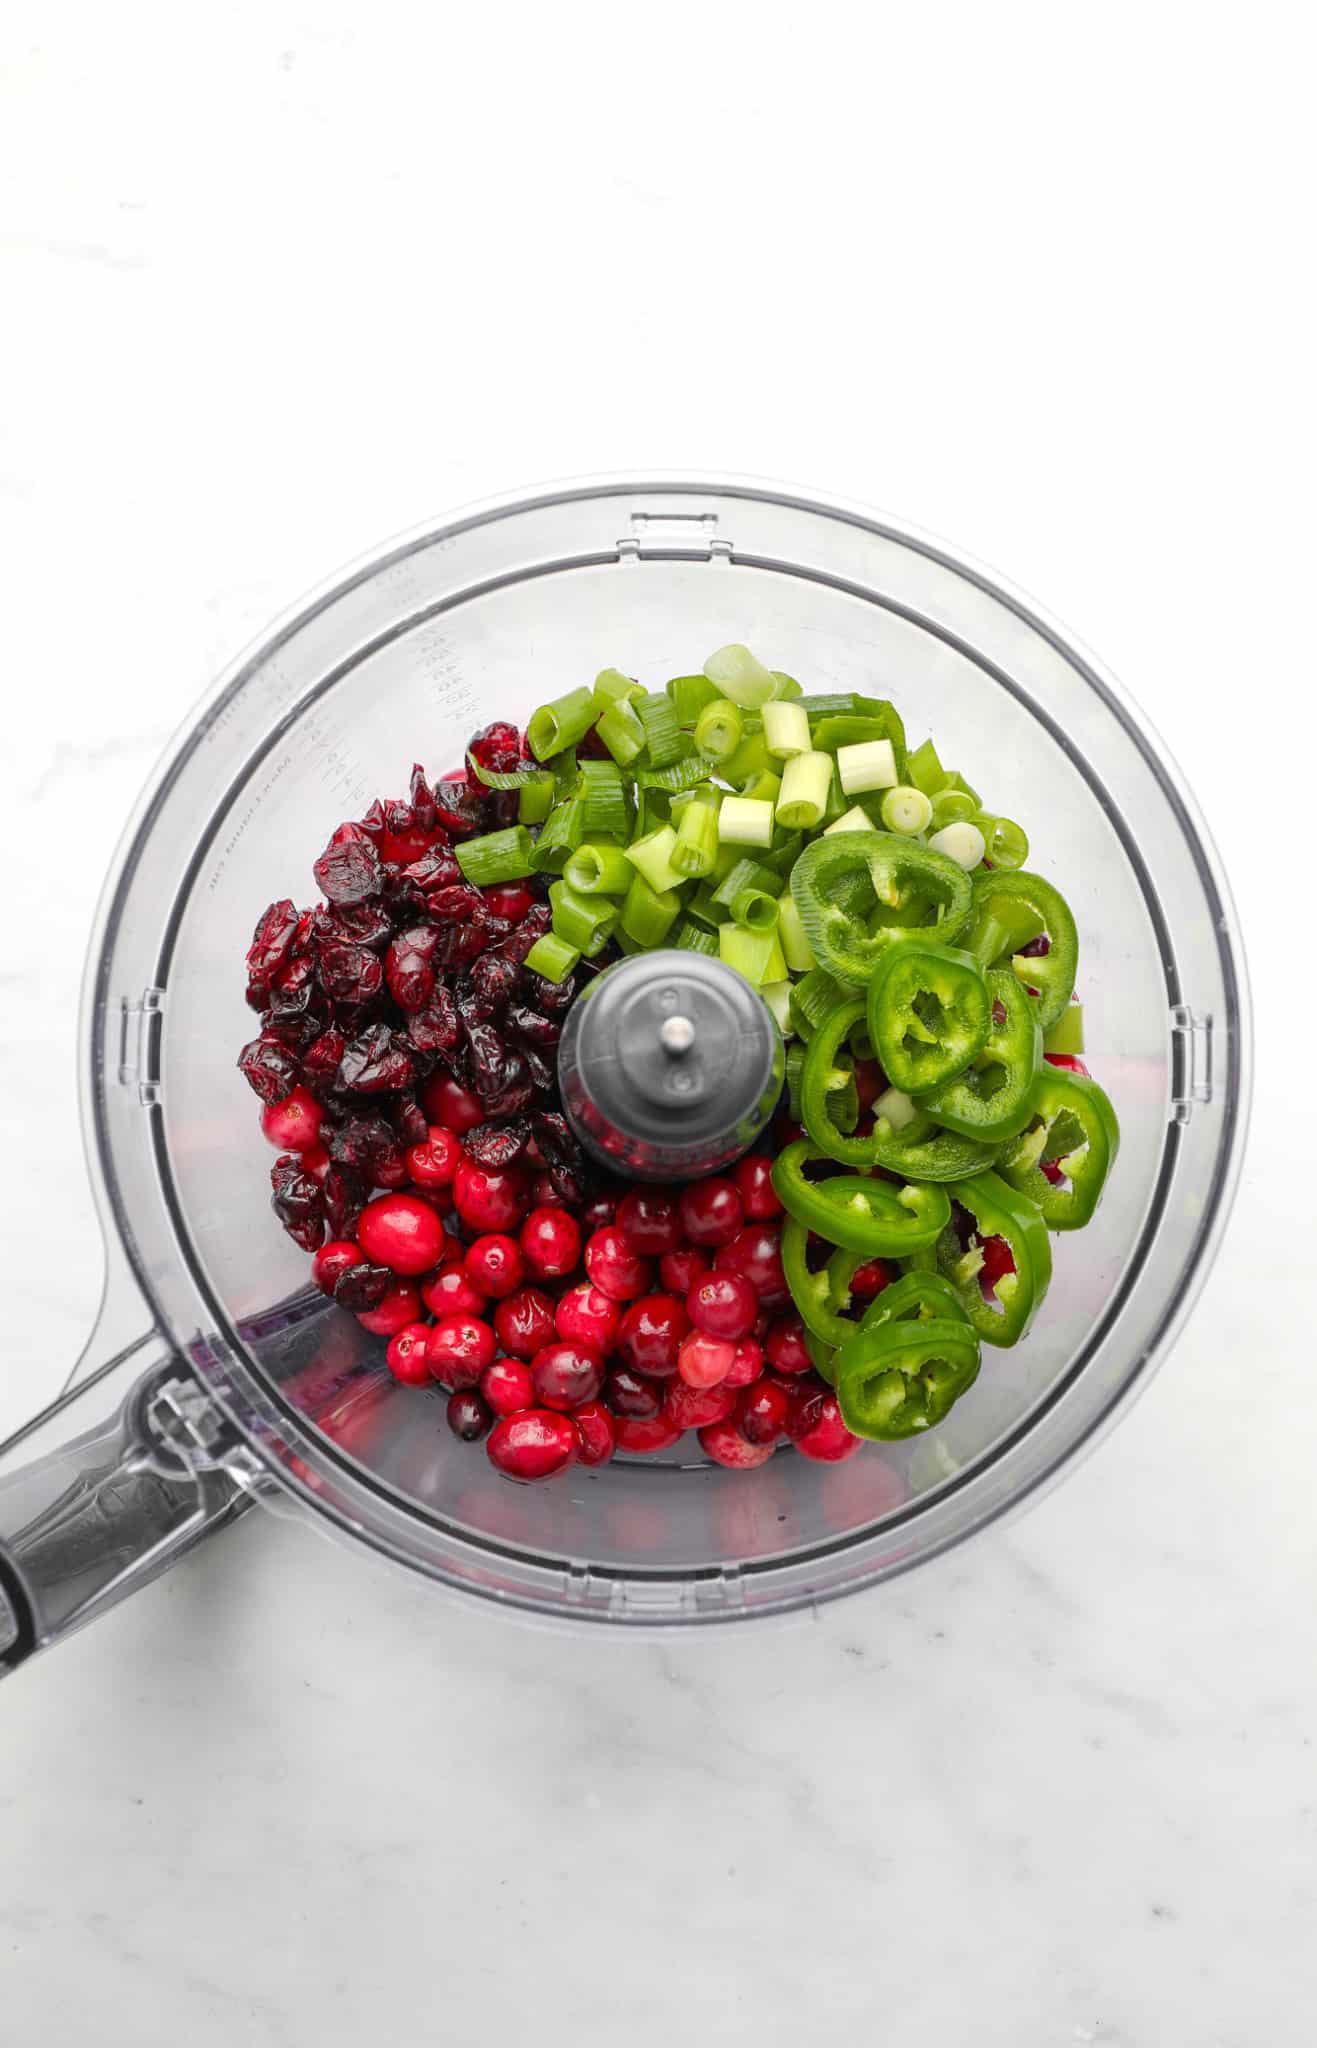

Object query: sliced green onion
[732,886,779,933]
[718,796,775,847]
[674,918,719,955]
[621,873,681,947]
[564,841,634,895]
[927,820,987,869]
[798,692,857,720]
[702,643,778,709]
[1043,1003,1085,1055]
[823,804,874,836]
[763,933,787,982]
[906,738,948,797]
[549,879,618,956]
[776,750,834,830]
[576,758,628,836]
[625,825,685,894]
[529,796,586,873]
[465,753,543,790]
[635,786,671,839]
[721,731,772,785]
[592,666,644,709]
[666,673,721,725]
[759,981,793,1034]
[762,700,811,759]
[739,768,782,808]
[811,715,898,754]
[718,922,780,986]
[517,773,556,825]
[636,692,687,768]
[929,787,977,829]
[777,893,817,973]
[527,688,597,762]
[974,813,1030,869]
[944,770,981,806]
[551,747,580,798]
[693,698,743,762]
[454,825,535,884]
[637,753,713,794]
[792,967,853,1035]
[712,857,779,911]
[820,764,847,826]
[785,1040,806,1118]
[880,785,933,835]
[769,671,803,700]
[760,827,805,877]
[595,697,647,767]
[523,932,580,981]
[671,792,721,878]
[690,883,728,926]
[837,738,898,795]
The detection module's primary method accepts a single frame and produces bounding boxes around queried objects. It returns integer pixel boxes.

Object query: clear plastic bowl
[0,479,1250,1648]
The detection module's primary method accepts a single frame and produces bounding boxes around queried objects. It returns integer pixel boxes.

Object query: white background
[1,6,1313,2044]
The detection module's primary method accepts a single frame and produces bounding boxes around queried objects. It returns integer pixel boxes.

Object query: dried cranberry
[386,927,440,1012]
[495,906,552,970]
[303,1027,346,1088]
[469,948,519,1013]
[393,1095,431,1148]
[503,1003,561,1050]
[405,983,459,1055]
[323,1165,366,1238]
[410,763,437,831]
[463,1116,532,1168]
[245,899,301,992]
[358,798,388,843]
[237,1033,302,1104]
[336,1024,416,1094]
[467,721,522,774]
[530,1112,591,1207]
[485,790,521,830]
[315,937,384,1007]
[325,1114,407,1187]
[333,1261,396,1311]
[397,843,462,898]
[477,1063,537,1119]
[431,778,486,837]
[268,955,317,1016]
[318,900,393,950]
[523,968,577,1013]
[520,1047,555,1095]
[270,1154,326,1251]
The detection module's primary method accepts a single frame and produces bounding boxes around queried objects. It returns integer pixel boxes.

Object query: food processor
[0,478,1250,1673]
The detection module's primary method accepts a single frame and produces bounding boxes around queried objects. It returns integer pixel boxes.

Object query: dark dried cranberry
[401,844,460,893]
[326,1114,406,1184]
[520,1046,555,1093]
[358,797,388,843]
[531,1111,591,1206]
[237,1034,301,1103]
[457,999,509,1099]
[469,948,518,1014]
[393,1095,431,1148]
[332,1261,394,1311]
[268,955,317,1016]
[337,1024,416,1094]
[486,790,521,831]
[504,1002,561,1050]
[410,764,437,831]
[523,968,578,1013]
[496,905,552,969]
[245,899,301,993]
[314,938,384,1007]
[467,722,522,774]
[385,926,440,1012]
[303,1027,347,1088]
[270,1154,326,1252]
[464,1116,532,1167]
[479,1071,538,1118]
[317,900,394,950]
[432,778,486,838]
[405,984,459,1054]
[262,1008,325,1053]
[323,1165,365,1238]
[313,822,382,906]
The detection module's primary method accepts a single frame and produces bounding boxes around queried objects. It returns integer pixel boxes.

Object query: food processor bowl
[0,478,1250,1666]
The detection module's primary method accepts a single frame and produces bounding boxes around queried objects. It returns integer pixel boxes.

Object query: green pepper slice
[937,1170,1052,1347]
[917,968,1042,1143]
[798,992,1000,1175]
[996,1068,1120,1229]
[835,1317,981,1440]
[780,1217,876,1349]
[788,831,973,987]
[966,870,1078,1033]
[858,1269,967,1328]
[771,1140,950,1255]
[867,941,991,1095]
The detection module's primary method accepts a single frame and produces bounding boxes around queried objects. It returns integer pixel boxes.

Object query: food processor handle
[0,1331,250,1679]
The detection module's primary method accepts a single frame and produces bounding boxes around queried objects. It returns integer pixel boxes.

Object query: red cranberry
[733,1154,782,1220]
[783,1374,829,1442]
[584,1226,652,1302]
[357,1193,446,1276]
[493,1286,557,1360]
[612,1413,683,1456]
[849,1259,890,1302]
[519,1205,582,1281]
[260,1085,325,1153]
[300,1143,331,1181]
[573,1401,616,1467]
[980,1235,1017,1290]
[311,1239,363,1297]
[487,1409,578,1482]
[532,1340,604,1411]
[698,1419,775,1469]
[658,1246,710,1296]
[421,1261,487,1318]
[615,1294,689,1378]
[406,1126,461,1188]
[715,1223,785,1301]
[446,1388,492,1442]
[463,1233,524,1299]
[483,883,536,922]
[677,1331,737,1390]
[737,1377,792,1445]
[1045,1053,1090,1076]
[426,1314,497,1388]
[356,1283,421,1337]
[422,1074,485,1133]
[664,1379,738,1431]
[793,1391,862,1462]
[603,1366,663,1419]
[480,1356,536,1417]
[686,1270,757,1342]
[529,1172,566,1208]
[1040,1159,1066,1186]
[677,1177,744,1248]
[555,1282,621,1353]
[453,1159,527,1233]
[615,1188,683,1256]
[721,1338,764,1389]
[764,1318,813,1375]
[580,1193,618,1232]
[385,1321,433,1387]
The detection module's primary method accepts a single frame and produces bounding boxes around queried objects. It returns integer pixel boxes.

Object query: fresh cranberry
[580,1193,618,1232]
[426,1314,497,1388]
[480,1356,536,1417]
[463,1233,524,1299]
[584,1226,653,1302]
[260,1085,324,1153]
[721,1339,764,1389]
[453,1159,527,1233]
[300,1143,332,1182]
[446,1388,492,1442]
[615,1189,683,1256]
[1040,1159,1066,1186]
[698,1419,775,1469]
[733,1154,782,1221]
[519,1205,582,1281]
[573,1401,616,1467]
[773,1115,806,1148]
[357,1193,446,1276]
[737,1377,792,1445]
[783,1374,830,1442]
[793,1391,862,1462]
[849,1259,890,1302]
[677,1331,737,1389]
[686,1270,757,1342]
[385,1321,433,1386]
[493,1286,557,1359]
[486,1409,578,1482]
[716,1223,786,1301]
[483,883,535,922]
[532,1340,604,1411]
[658,1246,710,1296]
[764,1318,813,1375]
[603,1366,663,1419]
[612,1414,684,1456]
[356,1283,421,1337]
[422,1074,485,1133]
[1045,1053,1091,1076]
[311,1239,363,1297]
[406,1126,461,1188]
[677,1177,744,1248]
[555,1282,622,1354]
[980,1234,1017,1291]
[664,1379,738,1431]
[421,1261,487,1318]
[615,1294,689,1378]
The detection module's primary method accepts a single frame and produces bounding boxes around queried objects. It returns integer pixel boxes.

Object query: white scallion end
[927,820,987,870]
[761,699,812,761]
[824,805,873,836]
[880,785,933,835]
[717,795,775,847]
[837,738,897,795]
[759,981,793,1035]
[702,643,777,708]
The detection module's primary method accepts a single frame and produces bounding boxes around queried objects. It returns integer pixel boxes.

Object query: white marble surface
[1,8,1312,2043]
